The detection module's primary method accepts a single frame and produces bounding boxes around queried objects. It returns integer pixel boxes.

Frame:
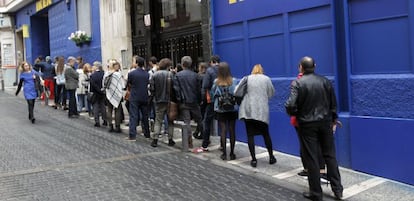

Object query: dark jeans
[26,99,35,120]
[93,95,106,124]
[55,84,66,106]
[107,101,123,127]
[67,89,78,116]
[299,122,343,199]
[129,100,150,138]
[295,127,325,170]
[202,103,215,148]
[180,103,202,150]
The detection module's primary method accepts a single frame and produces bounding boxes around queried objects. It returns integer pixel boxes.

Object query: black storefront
[130,0,211,67]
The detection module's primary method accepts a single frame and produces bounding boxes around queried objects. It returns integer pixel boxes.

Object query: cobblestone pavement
[2,89,414,201]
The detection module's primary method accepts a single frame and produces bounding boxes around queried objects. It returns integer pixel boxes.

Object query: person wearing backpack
[211,62,238,160]
[234,64,276,168]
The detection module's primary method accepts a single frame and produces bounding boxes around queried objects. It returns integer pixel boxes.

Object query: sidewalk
[4,86,414,200]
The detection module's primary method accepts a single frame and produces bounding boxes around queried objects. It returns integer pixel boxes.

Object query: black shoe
[250,160,257,168]
[220,153,227,160]
[115,126,122,133]
[144,134,150,138]
[102,121,108,126]
[69,115,79,118]
[151,139,158,147]
[31,118,36,124]
[108,126,114,132]
[298,170,308,177]
[229,153,236,160]
[303,192,322,201]
[193,131,203,139]
[94,123,100,127]
[269,155,277,164]
[168,139,176,146]
[334,191,343,200]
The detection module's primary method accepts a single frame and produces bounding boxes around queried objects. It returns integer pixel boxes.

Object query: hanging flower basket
[68,30,91,47]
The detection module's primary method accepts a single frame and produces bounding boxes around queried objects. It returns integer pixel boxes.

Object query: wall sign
[36,0,52,12]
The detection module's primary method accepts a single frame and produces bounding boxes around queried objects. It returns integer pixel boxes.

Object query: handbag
[56,74,65,85]
[166,72,178,121]
[234,76,248,104]
[168,101,178,121]
[87,92,96,103]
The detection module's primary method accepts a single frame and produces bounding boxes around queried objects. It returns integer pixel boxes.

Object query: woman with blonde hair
[234,64,276,167]
[15,62,42,123]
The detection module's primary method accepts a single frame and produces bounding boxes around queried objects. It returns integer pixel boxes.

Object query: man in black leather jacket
[285,56,343,201]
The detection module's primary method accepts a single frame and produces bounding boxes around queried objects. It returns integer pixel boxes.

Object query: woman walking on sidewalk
[15,62,43,124]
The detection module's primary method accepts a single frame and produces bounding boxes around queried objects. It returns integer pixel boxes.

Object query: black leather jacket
[150,70,174,103]
[285,73,338,124]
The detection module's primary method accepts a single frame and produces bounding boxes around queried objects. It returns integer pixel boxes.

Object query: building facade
[213,0,414,185]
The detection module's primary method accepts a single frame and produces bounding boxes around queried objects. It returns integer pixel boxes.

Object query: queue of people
[15,54,343,201]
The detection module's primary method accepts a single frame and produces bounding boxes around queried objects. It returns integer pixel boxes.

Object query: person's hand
[332,120,342,133]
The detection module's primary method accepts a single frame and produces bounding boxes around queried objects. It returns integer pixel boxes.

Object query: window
[76,0,91,35]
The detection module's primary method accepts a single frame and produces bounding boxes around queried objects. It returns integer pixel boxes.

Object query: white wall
[99,0,132,71]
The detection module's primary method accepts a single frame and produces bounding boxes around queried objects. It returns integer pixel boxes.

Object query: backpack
[216,86,236,112]
[55,74,65,85]
[103,73,113,89]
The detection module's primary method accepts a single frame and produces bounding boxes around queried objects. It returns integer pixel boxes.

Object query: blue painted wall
[14,0,101,65]
[213,0,414,185]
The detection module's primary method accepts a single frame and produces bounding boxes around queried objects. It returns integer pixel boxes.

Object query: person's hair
[20,61,32,72]
[93,61,103,71]
[175,63,183,72]
[107,59,117,71]
[56,56,65,74]
[83,63,91,74]
[251,64,264,75]
[37,55,44,61]
[158,58,172,70]
[112,61,121,71]
[210,55,220,64]
[149,56,157,65]
[215,62,233,86]
[299,56,315,73]
[181,56,192,68]
[198,62,208,74]
[77,56,83,63]
[136,56,145,67]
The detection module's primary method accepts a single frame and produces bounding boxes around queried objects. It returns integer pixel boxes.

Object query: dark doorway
[30,12,50,63]
[131,0,204,68]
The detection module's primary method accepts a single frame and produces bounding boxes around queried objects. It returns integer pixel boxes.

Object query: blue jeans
[129,100,150,138]
[77,94,87,112]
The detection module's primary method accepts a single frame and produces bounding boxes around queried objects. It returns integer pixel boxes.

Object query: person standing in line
[193,62,208,139]
[290,66,328,180]
[64,56,79,118]
[285,56,343,201]
[148,56,158,132]
[105,60,125,133]
[211,62,238,160]
[89,61,107,127]
[234,64,277,168]
[126,57,150,141]
[54,56,67,110]
[15,62,42,124]
[149,58,176,147]
[173,56,203,151]
[76,63,89,113]
[194,55,220,153]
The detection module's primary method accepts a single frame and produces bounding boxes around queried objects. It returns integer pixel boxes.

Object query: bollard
[0,68,4,91]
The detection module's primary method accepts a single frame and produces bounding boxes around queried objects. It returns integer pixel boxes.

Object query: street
[0,91,302,201]
[1,90,414,201]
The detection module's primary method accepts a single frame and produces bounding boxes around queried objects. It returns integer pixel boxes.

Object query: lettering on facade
[36,0,52,12]
[229,0,244,4]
